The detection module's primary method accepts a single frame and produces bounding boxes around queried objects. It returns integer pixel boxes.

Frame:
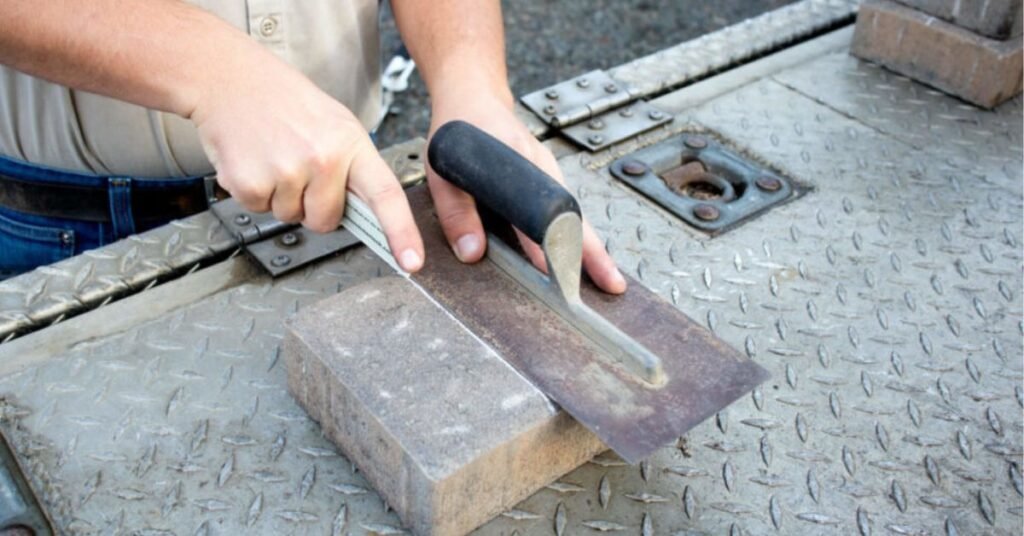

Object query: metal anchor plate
[609,132,799,234]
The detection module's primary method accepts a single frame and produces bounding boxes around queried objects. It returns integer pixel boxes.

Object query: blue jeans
[0,156,205,279]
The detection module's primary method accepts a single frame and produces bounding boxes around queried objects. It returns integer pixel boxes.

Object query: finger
[218,163,273,213]
[425,170,487,263]
[346,141,424,272]
[513,228,547,274]
[270,168,306,223]
[528,144,625,294]
[582,220,627,294]
[300,162,345,233]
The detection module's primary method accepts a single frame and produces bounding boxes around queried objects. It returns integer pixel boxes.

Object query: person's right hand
[189,55,425,273]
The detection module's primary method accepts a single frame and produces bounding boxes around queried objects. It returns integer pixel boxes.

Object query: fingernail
[612,266,627,287]
[399,249,423,272]
[454,234,481,262]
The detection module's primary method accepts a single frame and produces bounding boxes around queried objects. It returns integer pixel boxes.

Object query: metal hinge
[520,69,672,151]
[211,198,360,277]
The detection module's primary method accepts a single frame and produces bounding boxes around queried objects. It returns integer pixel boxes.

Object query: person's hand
[190,53,425,272]
[427,89,627,294]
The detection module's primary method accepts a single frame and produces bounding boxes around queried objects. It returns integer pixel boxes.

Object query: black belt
[0,174,211,223]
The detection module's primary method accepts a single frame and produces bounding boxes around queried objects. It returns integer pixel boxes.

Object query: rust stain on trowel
[407,186,768,463]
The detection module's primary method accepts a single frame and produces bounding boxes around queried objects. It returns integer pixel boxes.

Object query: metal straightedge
[521,70,673,151]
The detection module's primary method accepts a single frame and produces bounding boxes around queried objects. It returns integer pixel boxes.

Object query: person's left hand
[426,89,627,294]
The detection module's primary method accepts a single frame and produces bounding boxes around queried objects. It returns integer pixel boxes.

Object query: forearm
[391,0,513,108]
[0,0,277,118]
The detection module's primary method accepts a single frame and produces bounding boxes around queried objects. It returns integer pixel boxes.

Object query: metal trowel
[345,121,768,463]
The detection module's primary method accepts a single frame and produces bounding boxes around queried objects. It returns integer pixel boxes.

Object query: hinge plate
[211,198,360,276]
[520,69,672,151]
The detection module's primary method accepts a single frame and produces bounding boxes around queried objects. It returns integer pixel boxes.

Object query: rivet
[588,119,605,130]
[543,104,557,115]
[693,204,720,221]
[59,231,73,245]
[648,109,665,120]
[756,176,783,192]
[618,107,634,117]
[621,160,647,177]
[233,214,252,226]
[604,83,619,94]
[280,232,299,246]
[544,89,559,100]
[271,254,291,267]
[588,134,604,146]
[576,78,591,89]
[684,136,708,149]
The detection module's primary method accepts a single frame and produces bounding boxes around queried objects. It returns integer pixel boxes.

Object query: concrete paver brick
[894,0,1022,39]
[284,275,606,536]
[853,0,1023,108]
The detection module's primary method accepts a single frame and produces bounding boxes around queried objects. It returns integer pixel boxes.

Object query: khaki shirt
[0,0,380,178]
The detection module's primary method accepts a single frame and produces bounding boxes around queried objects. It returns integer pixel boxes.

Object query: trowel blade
[406,186,768,463]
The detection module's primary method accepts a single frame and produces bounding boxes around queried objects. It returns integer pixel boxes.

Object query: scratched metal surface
[0,27,1021,536]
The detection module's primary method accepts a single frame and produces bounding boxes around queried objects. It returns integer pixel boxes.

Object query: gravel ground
[375,0,797,147]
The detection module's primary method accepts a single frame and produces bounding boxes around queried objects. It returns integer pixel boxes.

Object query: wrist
[426,61,514,116]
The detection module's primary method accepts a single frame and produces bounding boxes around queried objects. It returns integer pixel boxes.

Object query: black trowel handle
[427,121,580,245]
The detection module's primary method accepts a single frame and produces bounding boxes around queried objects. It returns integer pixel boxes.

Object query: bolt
[621,160,647,177]
[543,104,557,115]
[576,78,591,89]
[588,134,604,146]
[233,214,251,226]
[756,176,783,192]
[271,254,291,267]
[648,109,665,121]
[587,119,605,130]
[619,107,634,118]
[544,89,559,100]
[604,83,619,94]
[693,204,720,222]
[280,232,299,246]
[684,136,708,150]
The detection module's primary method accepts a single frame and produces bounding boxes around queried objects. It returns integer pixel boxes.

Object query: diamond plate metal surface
[0,212,237,343]
[0,24,1020,536]
[773,51,1024,180]
[607,0,859,98]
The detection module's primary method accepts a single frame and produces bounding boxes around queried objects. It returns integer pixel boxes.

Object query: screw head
[280,232,299,246]
[621,160,647,177]
[587,134,604,146]
[684,136,708,150]
[271,254,292,267]
[693,204,720,222]
[576,78,591,88]
[604,83,619,94]
[756,176,783,192]
[648,109,665,120]
[587,119,605,130]
[543,104,557,115]
[233,214,251,226]
[618,107,634,118]
[544,89,559,100]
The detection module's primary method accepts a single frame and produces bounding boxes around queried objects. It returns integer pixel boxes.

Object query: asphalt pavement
[375,0,797,147]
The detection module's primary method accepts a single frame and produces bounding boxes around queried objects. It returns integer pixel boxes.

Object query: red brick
[894,0,1022,40]
[852,0,1023,108]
